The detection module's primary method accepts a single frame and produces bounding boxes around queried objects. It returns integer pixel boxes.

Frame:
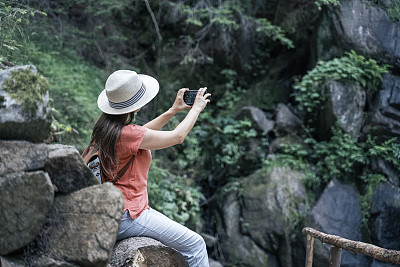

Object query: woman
[83,70,211,266]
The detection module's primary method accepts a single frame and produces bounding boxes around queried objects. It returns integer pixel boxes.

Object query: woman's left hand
[171,88,191,113]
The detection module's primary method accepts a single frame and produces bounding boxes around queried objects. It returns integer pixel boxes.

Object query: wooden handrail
[302,227,400,265]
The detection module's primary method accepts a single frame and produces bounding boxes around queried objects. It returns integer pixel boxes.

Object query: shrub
[148,160,204,230]
[293,50,388,112]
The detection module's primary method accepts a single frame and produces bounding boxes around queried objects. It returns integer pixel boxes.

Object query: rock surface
[318,80,366,138]
[367,73,400,139]
[370,182,400,250]
[218,191,279,267]
[0,140,49,176]
[331,0,400,67]
[241,106,275,133]
[306,180,367,267]
[0,171,54,255]
[45,183,124,266]
[110,237,188,267]
[0,65,51,142]
[44,144,98,193]
[275,103,302,135]
[217,166,307,267]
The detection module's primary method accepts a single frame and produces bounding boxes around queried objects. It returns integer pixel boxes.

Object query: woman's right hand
[192,87,211,112]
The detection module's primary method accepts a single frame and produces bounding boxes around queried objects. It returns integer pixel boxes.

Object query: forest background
[1,0,399,265]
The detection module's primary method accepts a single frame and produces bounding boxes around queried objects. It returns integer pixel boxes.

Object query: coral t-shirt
[112,124,151,219]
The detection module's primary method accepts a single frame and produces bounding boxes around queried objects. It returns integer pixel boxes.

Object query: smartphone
[183,89,207,106]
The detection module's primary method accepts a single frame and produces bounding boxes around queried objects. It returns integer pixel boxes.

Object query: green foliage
[148,160,204,229]
[2,68,49,116]
[263,143,320,190]
[359,173,386,226]
[366,136,400,171]
[293,50,388,112]
[266,125,400,191]
[312,127,367,182]
[0,1,46,58]
[314,0,341,10]
[256,18,294,49]
[195,116,258,170]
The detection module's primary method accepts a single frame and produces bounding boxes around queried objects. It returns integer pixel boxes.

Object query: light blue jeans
[117,208,209,267]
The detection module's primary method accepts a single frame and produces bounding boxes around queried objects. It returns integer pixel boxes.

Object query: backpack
[82,146,135,184]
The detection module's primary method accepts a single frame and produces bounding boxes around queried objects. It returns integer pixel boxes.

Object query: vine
[293,50,388,112]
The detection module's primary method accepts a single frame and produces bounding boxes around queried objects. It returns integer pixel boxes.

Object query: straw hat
[97,70,159,115]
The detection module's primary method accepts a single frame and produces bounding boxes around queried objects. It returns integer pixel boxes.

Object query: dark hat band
[108,84,146,109]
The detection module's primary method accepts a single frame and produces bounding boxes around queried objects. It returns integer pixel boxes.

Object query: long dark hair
[83,112,135,181]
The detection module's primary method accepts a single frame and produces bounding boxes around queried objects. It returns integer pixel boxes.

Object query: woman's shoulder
[120,124,148,142]
[122,124,148,133]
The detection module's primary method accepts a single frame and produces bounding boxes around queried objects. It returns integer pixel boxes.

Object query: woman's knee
[192,232,206,251]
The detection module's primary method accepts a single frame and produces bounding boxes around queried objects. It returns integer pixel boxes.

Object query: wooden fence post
[329,246,342,267]
[305,234,314,267]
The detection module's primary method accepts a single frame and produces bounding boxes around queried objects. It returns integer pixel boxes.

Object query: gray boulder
[217,191,279,267]
[318,80,366,139]
[0,171,54,255]
[0,65,51,142]
[217,166,308,267]
[367,73,400,139]
[370,182,400,250]
[109,237,188,267]
[324,0,400,67]
[46,183,124,266]
[241,166,307,266]
[44,144,98,193]
[0,140,49,176]
[240,106,274,133]
[275,103,302,135]
[241,167,307,252]
[371,158,399,187]
[306,180,368,267]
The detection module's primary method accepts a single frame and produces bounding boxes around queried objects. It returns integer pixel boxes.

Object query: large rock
[46,183,124,266]
[275,103,302,135]
[241,167,307,252]
[366,73,400,139]
[318,80,366,139]
[240,106,274,133]
[306,180,368,267]
[370,182,400,250]
[0,171,54,255]
[109,237,188,267]
[217,191,279,267]
[0,65,51,142]
[44,144,98,193]
[318,0,400,67]
[217,166,308,267]
[0,140,49,176]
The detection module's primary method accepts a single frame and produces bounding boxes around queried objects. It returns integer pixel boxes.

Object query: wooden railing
[302,227,400,267]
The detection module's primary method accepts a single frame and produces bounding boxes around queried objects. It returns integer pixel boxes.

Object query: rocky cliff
[208,0,400,266]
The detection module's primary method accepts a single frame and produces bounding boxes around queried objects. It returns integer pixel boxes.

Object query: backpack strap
[82,146,135,184]
[112,154,135,183]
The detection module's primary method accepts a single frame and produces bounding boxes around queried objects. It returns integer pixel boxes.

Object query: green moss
[2,68,49,115]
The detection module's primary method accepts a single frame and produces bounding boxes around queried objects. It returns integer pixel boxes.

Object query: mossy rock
[2,66,49,116]
[0,65,52,142]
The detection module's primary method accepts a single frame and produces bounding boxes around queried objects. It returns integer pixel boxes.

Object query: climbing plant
[293,50,388,112]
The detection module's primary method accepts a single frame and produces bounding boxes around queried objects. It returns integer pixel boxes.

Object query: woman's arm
[143,88,190,130]
[140,87,210,150]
